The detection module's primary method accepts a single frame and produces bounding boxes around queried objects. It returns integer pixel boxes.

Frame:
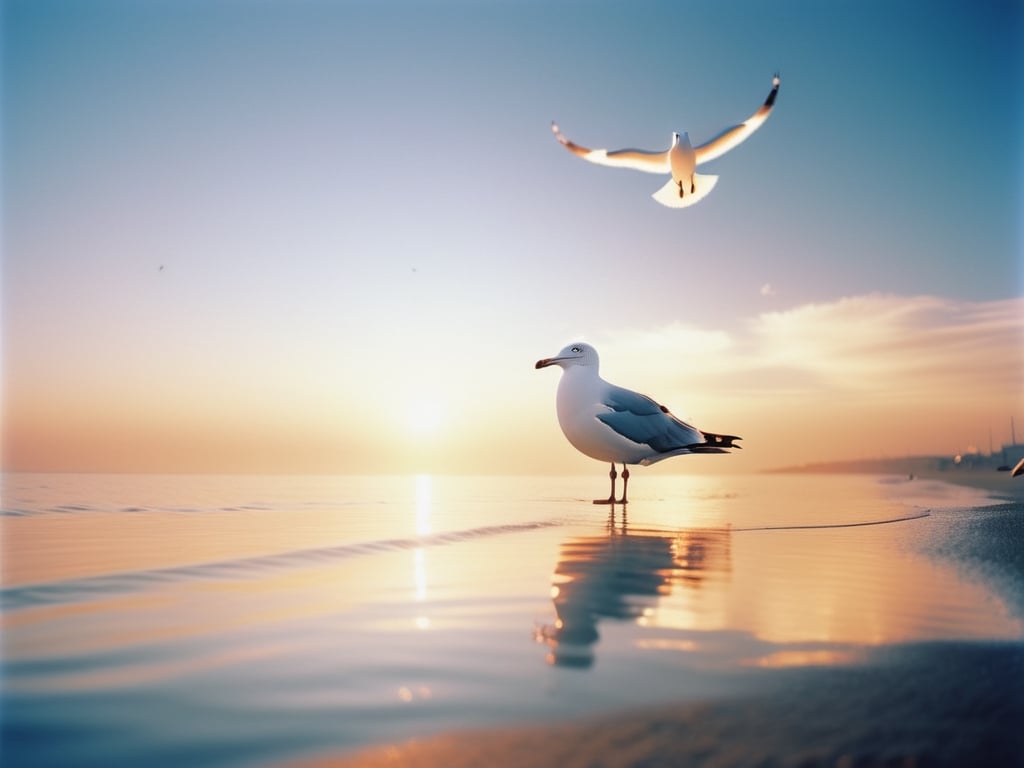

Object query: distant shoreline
[766,458,1024,500]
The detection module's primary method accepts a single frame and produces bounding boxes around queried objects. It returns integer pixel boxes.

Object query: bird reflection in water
[536,509,731,668]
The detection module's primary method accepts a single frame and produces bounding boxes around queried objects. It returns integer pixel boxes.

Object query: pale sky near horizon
[3,0,1022,475]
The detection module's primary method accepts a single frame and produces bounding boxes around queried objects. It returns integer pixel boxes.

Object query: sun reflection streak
[413,474,432,629]
[414,549,427,603]
[744,649,863,668]
[415,474,432,536]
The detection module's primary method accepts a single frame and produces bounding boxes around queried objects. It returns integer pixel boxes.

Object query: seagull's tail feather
[651,173,719,208]
[643,434,741,468]
[639,431,742,464]
[688,432,742,453]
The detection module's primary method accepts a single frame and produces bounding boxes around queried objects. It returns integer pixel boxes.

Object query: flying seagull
[551,73,780,208]
[535,342,741,504]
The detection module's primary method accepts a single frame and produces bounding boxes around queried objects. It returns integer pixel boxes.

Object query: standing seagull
[552,73,779,208]
[536,342,741,504]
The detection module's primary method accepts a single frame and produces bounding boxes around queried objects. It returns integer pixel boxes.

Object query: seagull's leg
[677,180,685,198]
[617,466,630,505]
[593,463,617,505]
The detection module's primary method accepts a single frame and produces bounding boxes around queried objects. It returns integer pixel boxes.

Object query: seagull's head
[535,342,599,371]
[672,131,691,148]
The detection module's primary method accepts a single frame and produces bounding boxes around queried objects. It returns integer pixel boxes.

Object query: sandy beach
[300,475,1024,768]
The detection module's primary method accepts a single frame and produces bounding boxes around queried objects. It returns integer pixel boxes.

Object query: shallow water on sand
[2,473,1021,766]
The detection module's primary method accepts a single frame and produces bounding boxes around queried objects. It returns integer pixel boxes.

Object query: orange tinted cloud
[592,294,1022,470]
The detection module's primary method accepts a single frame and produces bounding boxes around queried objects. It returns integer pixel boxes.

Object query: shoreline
[766,464,1024,503]
[911,468,1024,501]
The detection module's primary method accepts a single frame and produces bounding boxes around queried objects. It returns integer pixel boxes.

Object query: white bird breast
[555,370,651,465]
[668,139,696,183]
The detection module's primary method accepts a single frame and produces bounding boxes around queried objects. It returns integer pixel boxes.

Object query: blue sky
[3,0,1022,473]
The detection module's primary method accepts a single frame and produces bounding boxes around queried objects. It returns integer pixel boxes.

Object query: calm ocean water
[2,472,1021,767]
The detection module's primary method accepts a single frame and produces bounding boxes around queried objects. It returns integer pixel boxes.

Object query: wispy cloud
[593,294,1023,465]
[746,294,1023,400]
[604,293,1022,397]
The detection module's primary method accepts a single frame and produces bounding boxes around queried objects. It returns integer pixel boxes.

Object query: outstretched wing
[596,385,704,453]
[694,74,780,165]
[552,122,670,174]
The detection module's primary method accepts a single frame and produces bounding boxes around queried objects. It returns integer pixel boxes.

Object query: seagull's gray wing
[552,122,670,174]
[596,385,704,453]
[694,74,780,165]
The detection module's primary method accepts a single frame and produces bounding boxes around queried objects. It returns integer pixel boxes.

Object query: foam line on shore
[733,510,931,532]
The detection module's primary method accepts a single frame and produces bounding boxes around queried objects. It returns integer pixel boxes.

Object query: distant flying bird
[551,73,780,208]
[535,342,741,504]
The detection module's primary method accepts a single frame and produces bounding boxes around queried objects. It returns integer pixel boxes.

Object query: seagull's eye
[571,346,582,353]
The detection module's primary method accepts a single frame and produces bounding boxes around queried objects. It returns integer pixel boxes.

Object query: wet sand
[302,643,1023,768]
[914,468,1024,503]
[300,486,1024,768]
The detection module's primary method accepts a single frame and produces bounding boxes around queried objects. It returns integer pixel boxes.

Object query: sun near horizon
[3,294,1021,477]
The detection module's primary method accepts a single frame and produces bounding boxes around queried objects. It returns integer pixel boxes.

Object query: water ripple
[0,520,561,613]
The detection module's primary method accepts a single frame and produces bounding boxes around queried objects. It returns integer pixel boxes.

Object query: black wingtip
[765,75,780,107]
